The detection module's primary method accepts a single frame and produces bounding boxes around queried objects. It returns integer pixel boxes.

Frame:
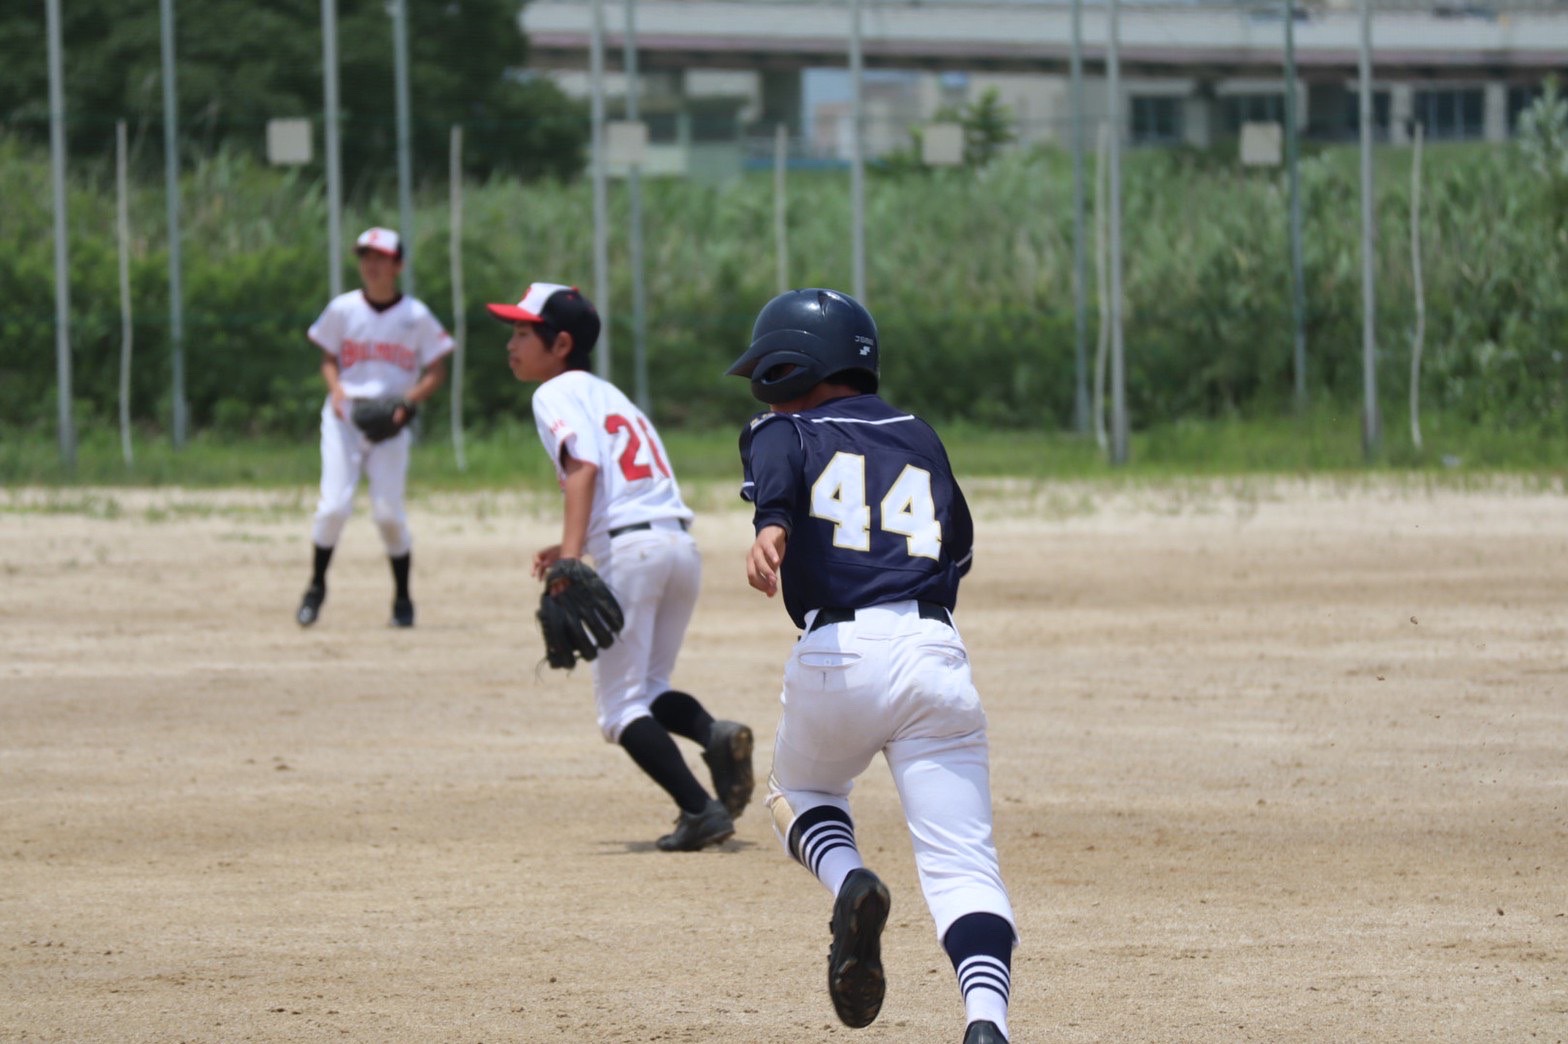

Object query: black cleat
[655,799,735,852]
[702,720,755,818]
[297,584,325,627]
[963,1020,1008,1044]
[390,597,415,628]
[828,868,890,1028]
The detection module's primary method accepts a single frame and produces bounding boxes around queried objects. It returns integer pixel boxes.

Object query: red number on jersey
[602,413,671,482]
[637,417,672,478]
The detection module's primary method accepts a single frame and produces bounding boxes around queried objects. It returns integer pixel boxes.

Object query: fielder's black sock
[943,912,1013,1036]
[617,716,711,815]
[390,552,411,602]
[650,689,715,746]
[310,544,334,589]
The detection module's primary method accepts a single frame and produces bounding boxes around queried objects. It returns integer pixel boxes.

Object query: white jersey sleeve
[408,298,456,368]
[530,371,694,554]
[307,294,350,355]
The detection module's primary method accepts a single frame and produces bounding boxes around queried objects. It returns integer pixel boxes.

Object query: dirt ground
[2,478,1564,1044]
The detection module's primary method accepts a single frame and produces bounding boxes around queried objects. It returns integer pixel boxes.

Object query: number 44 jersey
[739,393,974,630]
[531,370,695,558]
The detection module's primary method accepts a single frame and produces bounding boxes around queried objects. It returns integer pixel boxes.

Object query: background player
[296,227,454,629]
[728,289,1016,1044]
[487,282,754,852]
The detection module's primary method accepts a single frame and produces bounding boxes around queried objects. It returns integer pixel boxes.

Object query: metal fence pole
[1108,0,1129,466]
[450,125,467,472]
[118,121,134,467]
[159,0,188,447]
[392,0,415,296]
[849,0,866,304]
[625,0,649,413]
[775,122,790,294]
[1285,2,1307,412]
[46,0,74,468]
[1410,123,1426,453]
[1070,0,1090,435]
[322,0,344,298]
[1358,0,1380,460]
[590,0,611,380]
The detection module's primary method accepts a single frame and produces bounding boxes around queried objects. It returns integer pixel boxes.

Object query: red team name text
[341,339,417,371]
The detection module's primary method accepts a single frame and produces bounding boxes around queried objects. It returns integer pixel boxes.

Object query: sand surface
[2,479,1564,1043]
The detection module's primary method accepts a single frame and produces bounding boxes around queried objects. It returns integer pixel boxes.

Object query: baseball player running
[295,227,453,629]
[487,282,754,852]
[729,289,1016,1044]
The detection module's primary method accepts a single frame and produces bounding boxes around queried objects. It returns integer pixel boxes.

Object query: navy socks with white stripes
[787,805,865,898]
[788,807,1011,1037]
[944,912,1013,1040]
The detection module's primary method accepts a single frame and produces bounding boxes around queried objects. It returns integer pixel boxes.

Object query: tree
[958,87,1016,168]
[0,0,585,184]
[877,86,1019,176]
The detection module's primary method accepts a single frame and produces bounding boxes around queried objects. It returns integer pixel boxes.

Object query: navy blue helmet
[726,289,879,405]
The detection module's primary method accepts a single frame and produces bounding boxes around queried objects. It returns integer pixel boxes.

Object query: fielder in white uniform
[729,289,1016,1044]
[295,227,454,629]
[487,282,755,852]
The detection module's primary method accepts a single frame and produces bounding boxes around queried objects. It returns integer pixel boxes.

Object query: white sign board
[606,120,649,167]
[922,122,964,167]
[267,118,313,166]
[1240,121,1283,167]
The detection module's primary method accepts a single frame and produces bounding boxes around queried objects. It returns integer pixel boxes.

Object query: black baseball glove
[351,397,416,442]
[537,558,625,670]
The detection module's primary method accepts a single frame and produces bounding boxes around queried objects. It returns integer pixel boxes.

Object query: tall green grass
[4,410,1562,492]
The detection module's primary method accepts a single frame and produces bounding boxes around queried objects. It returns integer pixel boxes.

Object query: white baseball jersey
[531,370,694,562]
[308,291,454,399]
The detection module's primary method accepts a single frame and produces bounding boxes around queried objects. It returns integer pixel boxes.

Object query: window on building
[1220,93,1286,137]
[645,113,679,145]
[1509,84,1545,133]
[1131,96,1183,145]
[1343,90,1392,141]
[1414,87,1485,141]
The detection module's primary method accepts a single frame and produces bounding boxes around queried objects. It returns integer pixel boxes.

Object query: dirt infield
[3,480,1564,1043]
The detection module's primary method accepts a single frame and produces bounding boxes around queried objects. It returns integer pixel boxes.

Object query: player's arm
[382,354,451,426]
[950,478,975,579]
[535,451,598,582]
[403,356,448,408]
[319,351,348,419]
[747,525,788,597]
[740,417,802,597]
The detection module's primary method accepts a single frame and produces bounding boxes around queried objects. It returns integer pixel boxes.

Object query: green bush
[2,132,1563,441]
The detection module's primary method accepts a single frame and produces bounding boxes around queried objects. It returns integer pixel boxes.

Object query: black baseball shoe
[963,1021,1008,1044]
[828,868,890,1028]
[390,597,415,628]
[655,799,735,852]
[296,583,325,627]
[702,720,755,819]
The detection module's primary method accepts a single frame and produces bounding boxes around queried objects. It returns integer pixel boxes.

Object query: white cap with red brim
[355,227,402,258]
[486,282,575,324]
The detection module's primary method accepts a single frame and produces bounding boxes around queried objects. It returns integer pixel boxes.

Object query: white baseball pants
[311,399,413,556]
[766,600,1015,942]
[590,521,702,743]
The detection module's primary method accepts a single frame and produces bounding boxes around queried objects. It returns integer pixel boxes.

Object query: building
[521,0,1568,174]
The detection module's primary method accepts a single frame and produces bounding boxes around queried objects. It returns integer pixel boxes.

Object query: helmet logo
[855,334,874,356]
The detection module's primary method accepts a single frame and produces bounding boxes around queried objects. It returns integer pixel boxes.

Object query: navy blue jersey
[739,393,974,629]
